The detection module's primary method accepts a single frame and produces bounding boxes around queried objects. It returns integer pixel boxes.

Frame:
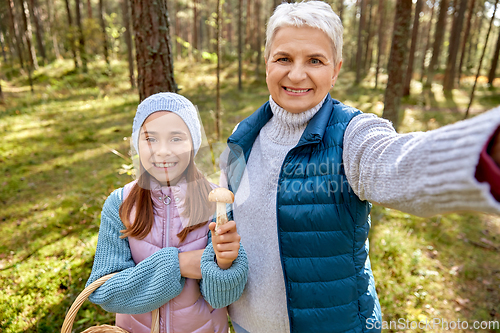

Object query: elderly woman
[219,1,500,333]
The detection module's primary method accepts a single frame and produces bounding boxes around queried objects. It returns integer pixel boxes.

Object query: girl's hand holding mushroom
[209,221,241,270]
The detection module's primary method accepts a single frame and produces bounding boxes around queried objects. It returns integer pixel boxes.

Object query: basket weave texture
[61,273,159,333]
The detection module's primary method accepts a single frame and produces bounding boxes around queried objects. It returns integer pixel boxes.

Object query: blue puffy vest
[225,94,382,333]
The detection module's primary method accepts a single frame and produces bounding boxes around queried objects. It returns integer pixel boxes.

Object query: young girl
[86,92,248,333]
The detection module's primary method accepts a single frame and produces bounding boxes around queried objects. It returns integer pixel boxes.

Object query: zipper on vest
[166,195,171,333]
[276,154,294,331]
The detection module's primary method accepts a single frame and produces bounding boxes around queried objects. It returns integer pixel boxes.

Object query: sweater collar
[228,94,335,160]
[263,96,326,145]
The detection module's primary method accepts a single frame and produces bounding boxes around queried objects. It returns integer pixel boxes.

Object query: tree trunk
[457,0,476,85]
[64,0,79,69]
[245,0,252,47]
[338,0,344,24]
[87,0,93,18]
[443,0,468,91]
[174,0,181,59]
[238,0,243,90]
[364,0,374,73]
[193,0,198,53]
[420,0,436,81]
[355,0,367,84]
[99,0,110,66]
[216,0,222,141]
[375,0,385,88]
[29,0,47,65]
[0,78,3,102]
[425,0,449,86]
[75,0,87,72]
[487,27,500,86]
[0,16,10,64]
[21,0,39,70]
[466,2,484,71]
[132,0,177,101]
[7,0,26,70]
[382,0,412,130]
[122,0,136,88]
[45,0,62,60]
[254,0,261,78]
[403,0,423,96]
[465,0,498,118]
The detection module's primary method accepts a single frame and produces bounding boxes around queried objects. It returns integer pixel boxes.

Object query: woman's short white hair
[265,1,343,67]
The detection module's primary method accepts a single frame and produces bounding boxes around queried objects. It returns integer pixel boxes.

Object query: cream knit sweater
[224,98,500,333]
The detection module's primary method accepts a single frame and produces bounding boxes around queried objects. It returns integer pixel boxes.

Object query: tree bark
[364,0,374,73]
[465,0,498,118]
[457,0,476,85]
[75,0,87,72]
[87,0,93,18]
[45,0,62,60]
[487,26,500,86]
[132,0,177,101]
[238,0,243,90]
[99,0,110,66]
[21,0,39,70]
[122,0,136,88]
[466,2,484,71]
[375,0,385,88]
[425,0,449,86]
[7,0,26,70]
[245,0,252,47]
[0,15,10,64]
[382,0,412,130]
[29,0,47,65]
[443,0,468,91]
[355,0,367,84]
[64,0,79,69]
[420,0,436,81]
[254,0,261,78]
[403,0,423,96]
[193,0,198,53]
[216,0,222,141]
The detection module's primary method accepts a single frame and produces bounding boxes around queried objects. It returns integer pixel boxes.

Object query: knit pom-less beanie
[132,92,202,156]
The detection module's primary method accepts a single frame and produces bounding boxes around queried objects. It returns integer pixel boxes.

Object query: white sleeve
[343,108,500,217]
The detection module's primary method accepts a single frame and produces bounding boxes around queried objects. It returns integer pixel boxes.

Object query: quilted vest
[225,95,382,333]
[116,179,229,333]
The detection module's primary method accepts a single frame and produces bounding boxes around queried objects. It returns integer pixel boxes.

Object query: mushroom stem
[216,202,228,229]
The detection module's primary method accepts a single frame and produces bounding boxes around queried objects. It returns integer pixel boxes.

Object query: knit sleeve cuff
[199,241,248,309]
[423,107,500,216]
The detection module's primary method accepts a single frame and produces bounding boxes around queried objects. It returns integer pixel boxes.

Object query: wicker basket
[61,273,159,333]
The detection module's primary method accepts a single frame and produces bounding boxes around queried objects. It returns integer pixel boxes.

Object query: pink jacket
[116,179,228,333]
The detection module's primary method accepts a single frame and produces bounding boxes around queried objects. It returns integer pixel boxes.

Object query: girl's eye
[171,137,183,142]
[146,137,157,143]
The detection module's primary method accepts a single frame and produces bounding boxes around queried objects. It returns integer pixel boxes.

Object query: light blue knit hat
[131,92,202,156]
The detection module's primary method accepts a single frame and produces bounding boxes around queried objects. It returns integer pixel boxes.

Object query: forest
[1,0,500,332]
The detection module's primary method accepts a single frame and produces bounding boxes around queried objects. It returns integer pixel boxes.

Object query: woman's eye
[311,58,322,64]
[277,57,289,62]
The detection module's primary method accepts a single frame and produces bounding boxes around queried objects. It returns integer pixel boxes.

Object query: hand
[492,130,500,167]
[209,221,241,270]
[179,249,204,279]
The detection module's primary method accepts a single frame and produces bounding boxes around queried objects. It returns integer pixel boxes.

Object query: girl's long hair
[119,151,215,242]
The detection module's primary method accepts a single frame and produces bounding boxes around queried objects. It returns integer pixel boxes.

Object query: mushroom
[208,188,235,230]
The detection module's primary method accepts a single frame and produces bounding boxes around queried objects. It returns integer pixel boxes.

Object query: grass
[1,59,499,332]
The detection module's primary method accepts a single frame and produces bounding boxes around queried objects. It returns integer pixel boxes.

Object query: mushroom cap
[208,187,235,203]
